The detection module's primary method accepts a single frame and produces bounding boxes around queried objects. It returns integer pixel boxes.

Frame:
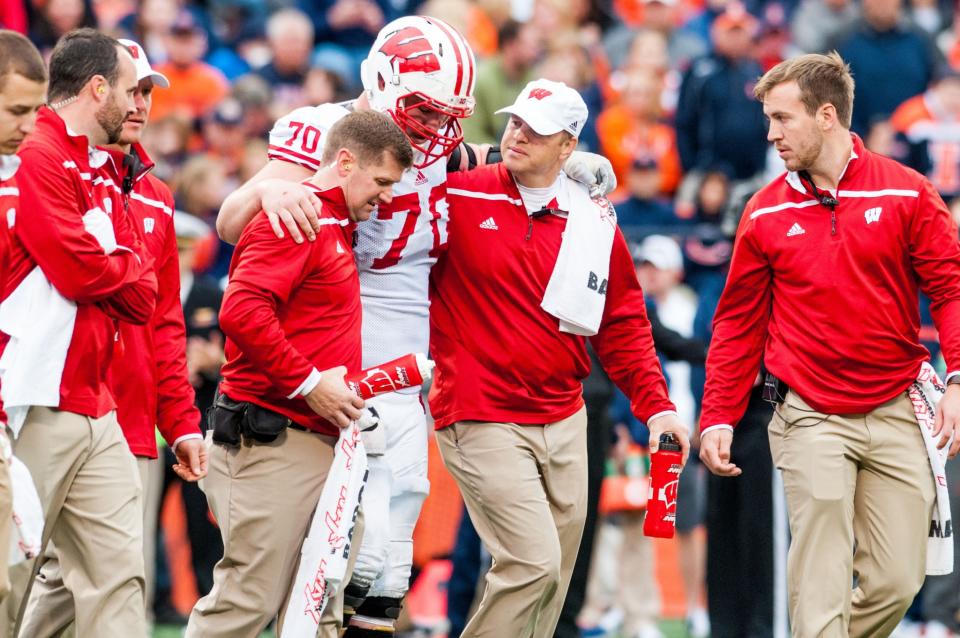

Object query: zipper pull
[831,209,836,235]
[525,217,533,241]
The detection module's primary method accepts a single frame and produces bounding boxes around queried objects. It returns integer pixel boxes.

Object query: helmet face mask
[361,16,476,168]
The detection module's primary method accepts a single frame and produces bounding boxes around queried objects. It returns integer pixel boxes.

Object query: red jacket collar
[33,106,105,171]
[99,143,156,185]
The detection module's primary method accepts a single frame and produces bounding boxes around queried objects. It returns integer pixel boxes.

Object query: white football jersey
[269,104,449,377]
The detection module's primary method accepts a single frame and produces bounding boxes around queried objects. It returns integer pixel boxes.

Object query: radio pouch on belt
[208,391,245,447]
[242,404,291,443]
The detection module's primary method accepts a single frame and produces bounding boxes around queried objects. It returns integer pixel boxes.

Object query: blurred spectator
[203,1,267,80]
[790,0,860,53]
[116,0,179,61]
[303,67,346,108]
[27,0,96,57]
[252,8,314,114]
[891,69,960,198]
[614,29,684,114]
[302,0,398,90]
[680,0,735,51]
[634,235,710,638]
[705,385,780,638]
[175,154,229,226]
[140,113,191,183]
[201,98,246,181]
[754,3,790,71]
[616,157,683,232]
[864,116,898,155]
[536,47,604,151]
[675,4,768,180]
[418,0,500,57]
[598,68,682,196]
[173,211,225,600]
[150,9,230,122]
[580,513,664,638]
[230,74,275,140]
[239,139,269,185]
[605,0,708,73]
[908,0,948,35]
[837,0,942,135]
[460,19,542,145]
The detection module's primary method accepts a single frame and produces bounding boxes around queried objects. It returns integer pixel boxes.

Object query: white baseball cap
[118,39,170,89]
[495,79,589,138]
[634,235,684,272]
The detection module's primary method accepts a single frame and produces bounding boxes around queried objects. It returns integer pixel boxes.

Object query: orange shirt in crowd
[596,103,682,197]
[150,62,230,121]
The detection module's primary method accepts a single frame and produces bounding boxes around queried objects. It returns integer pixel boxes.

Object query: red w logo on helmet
[379,27,441,74]
[528,88,552,100]
[127,45,140,59]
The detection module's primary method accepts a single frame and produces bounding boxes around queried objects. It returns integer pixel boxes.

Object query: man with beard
[0,28,155,635]
[16,38,208,637]
[700,52,960,637]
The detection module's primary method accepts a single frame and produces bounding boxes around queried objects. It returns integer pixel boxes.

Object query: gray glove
[563,151,617,198]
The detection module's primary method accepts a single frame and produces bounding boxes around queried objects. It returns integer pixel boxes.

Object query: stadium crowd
[0,0,958,637]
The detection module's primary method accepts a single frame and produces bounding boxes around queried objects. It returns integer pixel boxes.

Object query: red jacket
[2,108,157,418]
[429,164,675,429]
[702,134,960,432]
[0,156,19,426]
[102,145,200,458]
[219,184,360,437]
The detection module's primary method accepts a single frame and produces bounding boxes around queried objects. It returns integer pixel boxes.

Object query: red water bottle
[643,433,683,538]
[344,353,435,399]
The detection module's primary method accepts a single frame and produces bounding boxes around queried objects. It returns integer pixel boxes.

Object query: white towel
[907,362,954,575]
[0,266,76,437]
[541,177,617,336]
[281,411,375,637]
[0,428,42,565]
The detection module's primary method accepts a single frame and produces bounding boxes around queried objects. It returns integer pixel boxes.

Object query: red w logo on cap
[379,27,441,74]
[528,88,552,100]
[127,45,140,59]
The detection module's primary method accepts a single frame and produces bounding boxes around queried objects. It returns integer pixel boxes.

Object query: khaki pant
[186,428,361,638]
[12,407,146,637]
[18,456,162,638]
[768,391,935,638]
[436,408,588,638]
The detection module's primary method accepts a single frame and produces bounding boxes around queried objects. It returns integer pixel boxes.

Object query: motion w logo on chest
[864,207,882,224]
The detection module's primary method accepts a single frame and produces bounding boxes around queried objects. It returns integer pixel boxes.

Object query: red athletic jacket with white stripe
[0,156,19,426]
[102,145,200,457]
[219,184,360,437]
[701,134,960,433]
[429,163,675,429]
[1,107,157,418]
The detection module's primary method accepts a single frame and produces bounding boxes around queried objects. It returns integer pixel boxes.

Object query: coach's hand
[172,438,208,482]
[934,383,960,459]
[647,412,691,466]
[306,366,365,428]
[700,428,742,477]
[261,179,324,243]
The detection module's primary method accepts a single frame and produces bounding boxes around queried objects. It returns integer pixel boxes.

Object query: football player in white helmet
[215,15,615,637]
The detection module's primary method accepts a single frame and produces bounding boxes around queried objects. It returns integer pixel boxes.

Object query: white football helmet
[361,16,476,167]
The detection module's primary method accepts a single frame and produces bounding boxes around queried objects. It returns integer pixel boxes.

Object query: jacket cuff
[172,432,203,453]
[701,423,735,437]
[288,368,321,399]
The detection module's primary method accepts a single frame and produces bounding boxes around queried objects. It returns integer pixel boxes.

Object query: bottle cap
[659,433,681,453]
[415,353,435,382]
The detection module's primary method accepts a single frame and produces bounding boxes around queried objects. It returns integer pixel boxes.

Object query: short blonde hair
[753,52,855,129]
